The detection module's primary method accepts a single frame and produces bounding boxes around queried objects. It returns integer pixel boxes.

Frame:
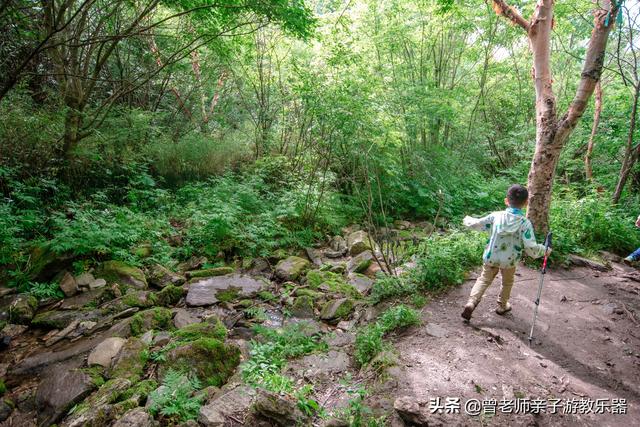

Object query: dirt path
[378,263,640,426]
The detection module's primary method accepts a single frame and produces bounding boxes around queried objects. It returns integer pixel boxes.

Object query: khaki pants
[468,264,516,308]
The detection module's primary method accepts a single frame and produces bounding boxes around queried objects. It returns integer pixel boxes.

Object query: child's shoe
[461,301,476,321]
[495,302,512,315]
[624,256,637,266]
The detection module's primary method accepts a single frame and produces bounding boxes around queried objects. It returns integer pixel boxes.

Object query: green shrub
[354,305,420,366]
[148,369,203,422]
[412,231,485,291]
[368,274,416,305]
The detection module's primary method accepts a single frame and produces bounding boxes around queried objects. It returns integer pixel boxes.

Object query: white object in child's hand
[463,216,475,227]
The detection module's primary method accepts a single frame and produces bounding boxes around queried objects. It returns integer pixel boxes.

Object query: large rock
[199,386,257,427]
[186,274,267,307]
[347,250,374,273]
[8,294,38,325]
[147,264,185,288]
[75,272,96,288]
[287,350,351,379]
[275,256,310,281]
[346,230,373,256]
[59,271,78,297]
[187,267,234,279]
[289,295,315,318]
[348,273,374,295]
[109,337,148,379]
[96,260,147,289]
[251,388,306,426]
[394,396,430,425]
[32,309,101,330]
[87,337,126,368]
[112,407,155,427]
[173,308,201,328]
[36,365,96,425]
[61,377,134,427]
[159,338,240,386]
[129,307,173,336]
[320,298,353,323]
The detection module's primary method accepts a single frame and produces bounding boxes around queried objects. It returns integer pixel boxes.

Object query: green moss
[258,291,277,302]
[0,379,6,395]
[161,338,240,387]
[8,294,38,324]
[123,291,156,308]
[81,366,106,387]
[156,285,184,306]
[237,299,253,308]
[189,267,234,278]
[110,338,148,380]
[172,318,227,341]
[306,270,360,299]
[115,379,158,402]
[96,260,147,288]
[130,307,173,336]
[352,258,372,274]
[216,288,240,302]
[294,288,322,299]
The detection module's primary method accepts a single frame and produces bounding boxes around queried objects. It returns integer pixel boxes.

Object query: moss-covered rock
[289,295,315,318]
[347,250,373,274]
[172,318,227,342]
[187,266,234,279]
[8,294,38,325]
[32,309,101,330]
[306,270,360,299]
[147,264,185,288]
[275,256,310,281]
[96,261,147,289]
[131,244,152,259]
[294,288,323,299]
[109,337,149,380]
[122,290,156,308]
[130,307,173,336]
[159,338,240,387]
[320,298,354,323]
[156,284,184,306]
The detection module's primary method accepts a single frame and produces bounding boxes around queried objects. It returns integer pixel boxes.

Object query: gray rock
[346,230,373,256]
[173,308,201,328]
[89,278,107,290]
[329,236,347,253]
[348,273,374,295]
[178,256,208,272]
[32,309,101,330]
[305,248,324,266]
[289,295,315,318]
[76,272,96,288]
[59,271,78,297]
[186,274,267,307]
[199,385,257,426]
[60,288,106,310]
[109,338,147,379]
[8,294,38,325]
[153,331,171,347]
[36,365,95,425]
[112,407,155,427]
[96,260,147,289]
[1,323,28,339]
[275,256,310,281]
[148,264,185,288]
[394,396,429,425]
[0,399,11,422]
[140,330,154,345]
[320,298,354,323]
[347,251,374,274]
[327,332,355,347]
[87,337,126,368]
[288,350,351,379]
[252,388,306,426]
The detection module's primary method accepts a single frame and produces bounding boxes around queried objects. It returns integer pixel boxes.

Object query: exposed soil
[374,262,640,426]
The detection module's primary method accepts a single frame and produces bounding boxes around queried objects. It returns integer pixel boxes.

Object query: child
[461,184,550,321]
[624,214,640,265]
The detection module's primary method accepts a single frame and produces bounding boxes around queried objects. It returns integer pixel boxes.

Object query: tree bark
[612,84,640,203]
[492,0,619,233]
[585,81,602,180]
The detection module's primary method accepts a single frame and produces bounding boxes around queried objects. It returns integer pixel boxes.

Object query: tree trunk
[612,84,640,203]
[585,81,602,180]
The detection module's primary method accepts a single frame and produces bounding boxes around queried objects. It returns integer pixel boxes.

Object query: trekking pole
[528,232,552,346]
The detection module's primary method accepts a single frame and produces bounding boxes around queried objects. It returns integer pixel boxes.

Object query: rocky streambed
[0,222,434,426]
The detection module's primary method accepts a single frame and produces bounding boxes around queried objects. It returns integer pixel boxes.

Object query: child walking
[461,184,550,321]
[624,214,640,265]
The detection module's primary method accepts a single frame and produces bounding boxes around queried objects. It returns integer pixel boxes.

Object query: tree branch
[491,0,530,31]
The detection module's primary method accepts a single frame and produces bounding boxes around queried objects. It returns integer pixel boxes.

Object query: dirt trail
[379,263,640,426]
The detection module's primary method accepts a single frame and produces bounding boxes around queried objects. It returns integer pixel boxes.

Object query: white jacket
[464,208,546,268]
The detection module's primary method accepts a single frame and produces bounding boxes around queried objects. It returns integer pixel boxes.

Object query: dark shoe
[495,302,512,315]
[461,302,475,321]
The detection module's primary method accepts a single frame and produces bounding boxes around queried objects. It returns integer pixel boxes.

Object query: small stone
[252,388,306,426]
[87,337,126,368]
[59,271,78,297]
[347,251,374,274]
[140,330,154,345]
[112,407,155,427]
[89,278,107,290]
[148,264,186,288]
[346,230,374,256]
[275,256,311,281]
[320,298,354,323]
[0,399,11,422]
[348,273,374,295]
[76,272,96,287]
[153,331,171,347]
[199,386,257,427]
[1,323,28,339]
[8,294,38,325]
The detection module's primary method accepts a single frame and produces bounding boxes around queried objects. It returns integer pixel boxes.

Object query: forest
[1,0,640,426]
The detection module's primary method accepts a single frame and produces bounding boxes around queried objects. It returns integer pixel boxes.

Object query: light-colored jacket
[464,207,546,268]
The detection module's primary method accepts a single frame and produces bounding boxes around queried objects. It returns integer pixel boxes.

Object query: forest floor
[375,262,640,426]
[2,224,640,427]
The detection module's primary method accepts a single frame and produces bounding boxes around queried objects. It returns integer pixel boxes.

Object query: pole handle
[544,232,553,249]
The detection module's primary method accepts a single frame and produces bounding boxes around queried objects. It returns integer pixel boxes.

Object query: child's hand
[463,216,475,227]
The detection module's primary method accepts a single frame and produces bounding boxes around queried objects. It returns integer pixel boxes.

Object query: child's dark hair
[507,184,528,208]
